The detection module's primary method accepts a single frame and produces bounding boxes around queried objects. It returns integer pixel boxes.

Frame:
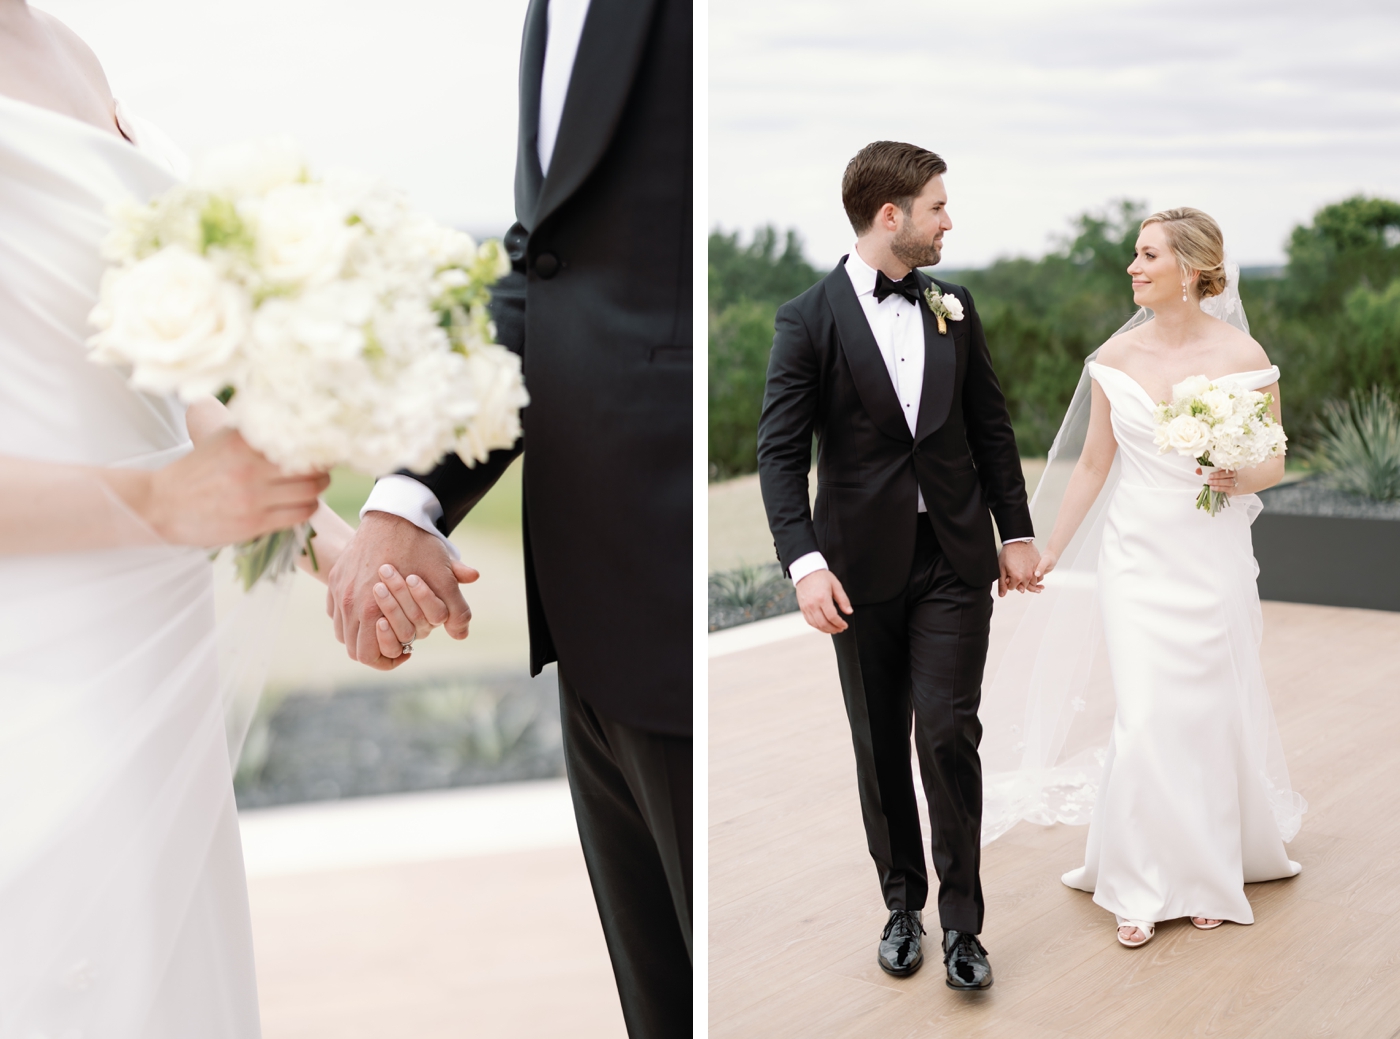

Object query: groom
[328,1,691,1035]
[757,141,1038,990]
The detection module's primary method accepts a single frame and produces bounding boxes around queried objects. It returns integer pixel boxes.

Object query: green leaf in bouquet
[230,524,313,592]
[199,196,254,255]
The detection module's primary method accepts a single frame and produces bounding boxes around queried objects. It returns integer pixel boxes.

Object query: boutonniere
[923,286,965,334]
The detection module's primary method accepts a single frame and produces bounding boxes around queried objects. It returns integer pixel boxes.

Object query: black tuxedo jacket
[757,259,1033,605]
[403,0,691,736]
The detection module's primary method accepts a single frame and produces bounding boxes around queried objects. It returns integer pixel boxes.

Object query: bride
[0,6,452,1033]
[1002,207,1304,949]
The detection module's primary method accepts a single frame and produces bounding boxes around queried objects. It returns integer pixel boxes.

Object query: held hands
[795,569,854,634]
[326,511,479,671]
[999,541,1044,597]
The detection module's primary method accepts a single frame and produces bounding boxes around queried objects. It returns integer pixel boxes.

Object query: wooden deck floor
[709,600,1400,1039]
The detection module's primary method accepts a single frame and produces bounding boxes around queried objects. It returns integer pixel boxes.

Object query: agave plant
[1308,386,1400,502]
[708,563,790,615]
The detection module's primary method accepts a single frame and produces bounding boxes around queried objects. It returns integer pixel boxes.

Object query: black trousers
[830,518,994,934]
[559,673,692,1038]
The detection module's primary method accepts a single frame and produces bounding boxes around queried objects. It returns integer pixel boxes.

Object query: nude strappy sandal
[1190,917,1224,930]
[1116,920,1155,948]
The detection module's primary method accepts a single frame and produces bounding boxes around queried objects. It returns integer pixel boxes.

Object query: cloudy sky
[41,0,527,236]
[711,0,1400,269]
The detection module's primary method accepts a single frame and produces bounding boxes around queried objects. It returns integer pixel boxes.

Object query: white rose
[941,293,964,322]
[1172,375,1211,402]
[250,183,356,288]
[1162,413,1212,456]
[88,245,249,399]
[1200,387,1235,420]
[192,136,307,196]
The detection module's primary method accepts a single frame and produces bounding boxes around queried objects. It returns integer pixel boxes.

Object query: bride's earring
[1181,281,1189,302]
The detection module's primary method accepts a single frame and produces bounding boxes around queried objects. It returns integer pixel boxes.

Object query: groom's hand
[998,541,1043,597]
[795,569,854,634]
[328,512,476,669]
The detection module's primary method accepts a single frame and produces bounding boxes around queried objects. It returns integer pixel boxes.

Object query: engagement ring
[401,640,414,654]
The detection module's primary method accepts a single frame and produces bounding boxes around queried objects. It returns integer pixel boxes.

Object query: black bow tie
[873,269,922,306]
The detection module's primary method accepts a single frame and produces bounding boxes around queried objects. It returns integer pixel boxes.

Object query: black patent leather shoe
[942,930,993,990]
[877,909,925,976]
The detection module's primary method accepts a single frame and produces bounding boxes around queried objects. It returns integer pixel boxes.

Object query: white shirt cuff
[1002,536,1036,545]
[361,475,461,561]
[788,551,829,586]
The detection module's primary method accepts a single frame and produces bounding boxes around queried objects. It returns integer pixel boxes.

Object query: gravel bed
[1258,477,1400,520]
[234,667,564,809]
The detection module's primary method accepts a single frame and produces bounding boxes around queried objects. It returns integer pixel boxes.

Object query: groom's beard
[891,224,942,269]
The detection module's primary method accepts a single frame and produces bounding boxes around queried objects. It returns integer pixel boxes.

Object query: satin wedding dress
[976,265,1305,932]
[0,96,266,1036]
[1058,361,1301,925]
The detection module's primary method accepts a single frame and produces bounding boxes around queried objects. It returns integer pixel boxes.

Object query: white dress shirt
[787,244,1032,587]
[538,0,593,177]
[361,0,592,545]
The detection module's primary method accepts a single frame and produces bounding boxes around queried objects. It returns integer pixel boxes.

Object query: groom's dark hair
[842,142,947,234]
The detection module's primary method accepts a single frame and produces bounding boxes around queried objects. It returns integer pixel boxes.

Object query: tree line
[708,197,1400,479]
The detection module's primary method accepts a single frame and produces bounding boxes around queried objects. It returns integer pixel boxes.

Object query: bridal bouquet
[1153,375,1287,516]
[88,137,528,587]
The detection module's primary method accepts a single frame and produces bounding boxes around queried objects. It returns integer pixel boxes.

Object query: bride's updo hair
[1140,207,1228,299]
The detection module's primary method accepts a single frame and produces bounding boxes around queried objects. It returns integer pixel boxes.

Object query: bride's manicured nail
[407,575,421,587]
[377,618,388,631]
[374,583,388,597]
[379,564,394,578]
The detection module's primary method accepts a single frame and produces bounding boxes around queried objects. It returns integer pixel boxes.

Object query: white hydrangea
[454,344,529,466]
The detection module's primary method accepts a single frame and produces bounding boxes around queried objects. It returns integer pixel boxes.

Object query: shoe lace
[881,910,925,941]
[943,930,987,964]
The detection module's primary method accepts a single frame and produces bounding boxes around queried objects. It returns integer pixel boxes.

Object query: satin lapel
[532,0,657,231]
[914,272,956,440]
[825,260,912,444]
[513,0,548,228]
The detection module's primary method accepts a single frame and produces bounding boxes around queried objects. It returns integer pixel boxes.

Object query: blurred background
[708,0,1400,626]
[38,2,625,1035]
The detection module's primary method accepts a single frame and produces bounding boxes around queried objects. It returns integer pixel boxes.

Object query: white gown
[1060,361,1301,925]
[0,96,262,1035]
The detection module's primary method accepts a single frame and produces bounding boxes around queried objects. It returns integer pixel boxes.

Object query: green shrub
[708,227,823,478]
[1307,386,1400,502]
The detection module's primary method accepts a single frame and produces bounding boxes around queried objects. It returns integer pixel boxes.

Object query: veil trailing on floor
[978,261,1305,846]
[0,94,286,1034]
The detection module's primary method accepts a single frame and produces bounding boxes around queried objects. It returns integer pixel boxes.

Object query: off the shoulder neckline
[1087,361,1281,408]
[0,91,134,148]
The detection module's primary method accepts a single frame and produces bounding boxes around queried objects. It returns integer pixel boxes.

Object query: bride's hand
[1033,549,1059,583]
[1199,467,1241,495]
[145,428,329,546]
[368,562,478,661]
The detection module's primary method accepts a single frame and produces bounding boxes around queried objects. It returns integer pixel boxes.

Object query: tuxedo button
[534,252,560,279]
